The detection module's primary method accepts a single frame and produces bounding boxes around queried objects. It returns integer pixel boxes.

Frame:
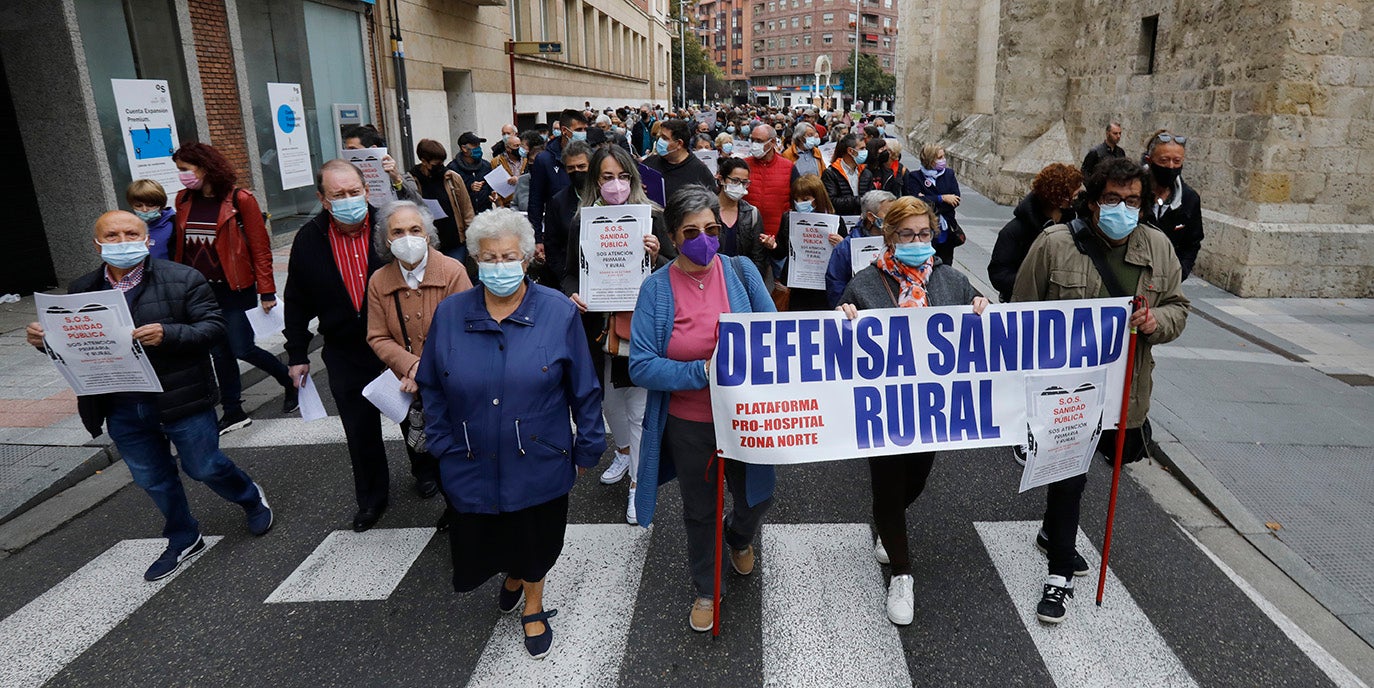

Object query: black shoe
[1012,445,1027,466]
[1036,575,1074,624]
[352,505,386,532]
[144,535,207,581]
[498,578,524,614]
[282,385,300,414]
[415,478,440,499]
[1035,529,1090,577]
[435,510,452,533]
[217,409,252,435]
[522,609,558,659]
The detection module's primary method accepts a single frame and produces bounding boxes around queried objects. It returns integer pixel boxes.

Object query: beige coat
[1011,222,1190,427]
[366,248,474,379]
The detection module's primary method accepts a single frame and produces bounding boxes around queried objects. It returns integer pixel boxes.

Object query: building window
[792,36,799,46]
[803,34,811,45]
[754,57,764,69]
[803,15,812,27]
[791,16,799,28]
[882,57,890,67]
[768,1,775,10]
[847,34,855,43]
[883,16,891,27]
[790,55,799,66]
[822,12,834,24]
[768,19,775,30]
[754,22,763,32]
[768,57,775,68]
[822,33,833,43]
[883,37,891,47]
[1138,15,1159,74]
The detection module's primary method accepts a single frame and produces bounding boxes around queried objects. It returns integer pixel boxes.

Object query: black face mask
[1150,164,1182,188]
[568,170,589,193]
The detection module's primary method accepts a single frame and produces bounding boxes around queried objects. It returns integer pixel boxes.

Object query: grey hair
[373,200,438,261]
[595,113,612,126]
[792,123,816,144]
[860,190,896,217]
[465,207,536,259]
[665,185,721,237]
[886,136,903,157]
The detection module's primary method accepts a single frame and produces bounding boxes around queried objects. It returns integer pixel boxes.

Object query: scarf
[873,246,933,309]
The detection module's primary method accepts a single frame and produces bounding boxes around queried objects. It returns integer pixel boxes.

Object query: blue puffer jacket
[629,256,777,527]
[417,279,606,514]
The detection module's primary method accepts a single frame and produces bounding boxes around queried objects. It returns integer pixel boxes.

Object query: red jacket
[172,188,276,296]
[745,153,795,238]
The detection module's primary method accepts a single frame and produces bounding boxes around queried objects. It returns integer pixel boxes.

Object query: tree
[669,1,724,106]
[843,50,896,104]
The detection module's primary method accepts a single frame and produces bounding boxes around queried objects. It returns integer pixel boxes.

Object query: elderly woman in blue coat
[417,207,606,660]
[629,185,777,633]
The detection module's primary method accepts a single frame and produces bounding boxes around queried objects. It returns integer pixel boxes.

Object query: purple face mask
[679,232,720,267]
[934,158,948,172]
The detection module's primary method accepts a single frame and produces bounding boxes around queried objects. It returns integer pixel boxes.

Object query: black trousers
[868,452,936,575]
[322,343,388,510]
[1041,426,1148,578]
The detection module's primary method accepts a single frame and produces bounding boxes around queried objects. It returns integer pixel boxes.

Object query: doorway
[444,69,475,150]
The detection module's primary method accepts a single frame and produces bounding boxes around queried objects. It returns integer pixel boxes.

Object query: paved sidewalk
[0,245,293,526]
[954,186,1374,647]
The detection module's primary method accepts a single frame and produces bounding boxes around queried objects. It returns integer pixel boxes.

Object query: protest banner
[111,79,182,193]
[36,292,163,395]
[579,204,654,311]
[695,111,718,129]
[268,82,313,190]
[339,147,396,203]
[786,212,839,289]
[706,299,1132,465]
[693,149,720,175]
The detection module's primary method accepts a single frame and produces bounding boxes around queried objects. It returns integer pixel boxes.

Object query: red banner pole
[1096,308,1142,606]
[712,449,725,636]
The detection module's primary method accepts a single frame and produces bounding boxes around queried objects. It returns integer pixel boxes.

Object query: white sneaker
[1012,445,1028,466]
[886,574,914,625]
[874,537,890,565]
[600,452,631,484]
[626,486,638,525]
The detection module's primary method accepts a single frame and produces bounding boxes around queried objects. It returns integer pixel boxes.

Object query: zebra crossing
[0,412,1367,687]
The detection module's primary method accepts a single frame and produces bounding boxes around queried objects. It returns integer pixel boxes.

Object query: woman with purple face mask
[563,145,674,526]
[627,185,777,633]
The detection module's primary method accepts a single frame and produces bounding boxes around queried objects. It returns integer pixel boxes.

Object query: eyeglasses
[1156,133,1188,146]
[724,178,751,187]
[598,173,633,183]
[680,224,722,240]
[1100,193,1143,209]
[894,230,935,243]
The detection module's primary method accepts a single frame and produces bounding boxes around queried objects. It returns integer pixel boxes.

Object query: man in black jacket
[542,140,593,285]
[26,211,273,581]
[284,160,392,532]
[1081,122,1125,178]
[641,118,718,201]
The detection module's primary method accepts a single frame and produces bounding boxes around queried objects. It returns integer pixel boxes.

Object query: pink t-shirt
[667,257,731,422]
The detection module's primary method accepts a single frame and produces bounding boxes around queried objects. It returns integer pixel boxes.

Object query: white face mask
[750,141,770,159]
[724,182,748,201]
[390,234,429,264]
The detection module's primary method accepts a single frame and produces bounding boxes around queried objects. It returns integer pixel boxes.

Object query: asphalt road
[0,371,1342,688]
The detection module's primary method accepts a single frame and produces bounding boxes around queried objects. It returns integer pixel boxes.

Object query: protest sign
[268,82,313,190]
[483,165,518,199]
[36,292,163,395]
[695,111,718,129]
[579,204,654,311]
[786,212,839,289]
[362,370,413,425]
[339,147,396,203]
[638,164,666,207]
[732,139,751,158]
[818,142,837,167]
[1018,369,1109,492]
[111,79,182,193]
[707,299,1132,466]
[849,236,885,275]
[693,149,720,175]
[245,304,284,342]
[297,374,328,421]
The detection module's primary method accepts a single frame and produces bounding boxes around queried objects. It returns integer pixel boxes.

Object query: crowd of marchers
[28,99,1198,661]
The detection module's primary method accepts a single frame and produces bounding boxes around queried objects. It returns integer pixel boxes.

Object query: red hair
[172,142,237,197]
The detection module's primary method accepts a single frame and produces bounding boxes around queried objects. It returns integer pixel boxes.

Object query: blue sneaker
[522,609,558,660]
[144,535,207,581]
[246,484,274,536]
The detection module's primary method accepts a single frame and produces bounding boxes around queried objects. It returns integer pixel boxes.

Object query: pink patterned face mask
[600,178,631,205]
[179,170,203,189]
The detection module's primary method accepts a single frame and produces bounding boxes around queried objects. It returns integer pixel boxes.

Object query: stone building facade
[897,0,1374,297]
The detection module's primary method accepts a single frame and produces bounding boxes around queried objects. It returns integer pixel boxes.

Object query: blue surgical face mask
[854,149,869,165]
[805,136,821,150]
[1096,202,1139,240]
[727,126,736,134]
[722,142,734,155]
[654,138,670,156]
[570,130,587,142]
[517,147,527,159]
[100,239,150,269]
[794,200,814,213]
[328,194,369,225]
[134,209,162,223]
[478,260,525,297]
[877,127,886,136]
[468,146,482,160]
[894,241,935,267]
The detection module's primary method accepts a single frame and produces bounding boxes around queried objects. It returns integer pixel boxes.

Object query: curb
[0,443,118,529]
[1148,428,1374,648]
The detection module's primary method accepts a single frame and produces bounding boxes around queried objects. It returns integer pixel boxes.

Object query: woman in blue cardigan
[903,143,963,267]
[629,185,777,633]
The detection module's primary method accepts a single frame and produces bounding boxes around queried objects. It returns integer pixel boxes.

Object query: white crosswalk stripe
[465,524,651,687]
[265,528,435,603]
[762,523,912,688]
[975,520,1198,687]
[0,537,222,688]
[219,417,403,449]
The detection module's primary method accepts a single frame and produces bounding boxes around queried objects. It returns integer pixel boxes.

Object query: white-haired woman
[365,200,473,513]
[417,207,606,660]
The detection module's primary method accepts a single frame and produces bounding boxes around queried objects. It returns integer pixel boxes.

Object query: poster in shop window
[35,291,163,396]
[787,212,839,290]
[111,79,183,194]
[268,82,314,190]
[579,204,654,312]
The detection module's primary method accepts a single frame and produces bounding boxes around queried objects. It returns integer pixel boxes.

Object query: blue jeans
[106,403,260,549]
[210,289,291,414]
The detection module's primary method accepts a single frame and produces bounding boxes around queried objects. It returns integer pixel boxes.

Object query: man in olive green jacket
[1011,156,1190,625]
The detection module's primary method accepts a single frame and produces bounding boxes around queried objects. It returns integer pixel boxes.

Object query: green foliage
[842,50,896,102]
